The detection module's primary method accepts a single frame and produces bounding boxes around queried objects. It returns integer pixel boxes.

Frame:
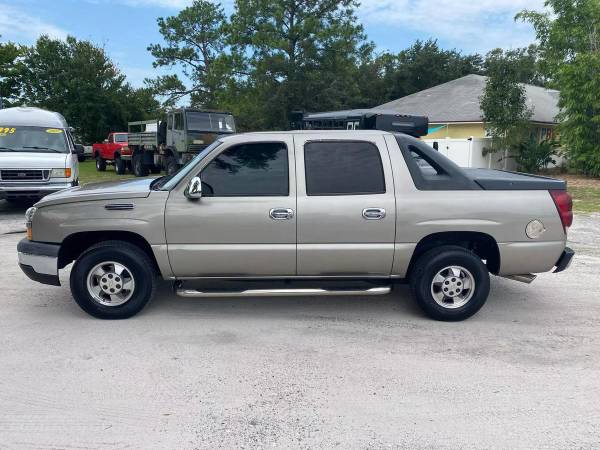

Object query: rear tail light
[550,190,573,232]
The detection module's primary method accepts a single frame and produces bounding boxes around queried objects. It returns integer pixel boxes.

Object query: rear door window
[304,141,385,196]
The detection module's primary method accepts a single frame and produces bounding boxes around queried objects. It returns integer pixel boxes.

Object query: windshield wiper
[21,146,63,153]
[0,147,18,152]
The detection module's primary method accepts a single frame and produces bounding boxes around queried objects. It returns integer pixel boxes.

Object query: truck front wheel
[69,241,157,319]
[132,153,149,177]
[95,155,106,172]
[409,246,490,321]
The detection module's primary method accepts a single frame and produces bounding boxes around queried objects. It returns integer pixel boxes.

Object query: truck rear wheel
[164,155,179,175]
[115,156,127,175]
[132,153,149,177]
[150,165,162,174]
[69,240,157,319]
[409,246,490,321]
[95,155,106,172]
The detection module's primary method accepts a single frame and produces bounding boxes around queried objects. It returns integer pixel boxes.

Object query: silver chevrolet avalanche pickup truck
[17,130,574,321]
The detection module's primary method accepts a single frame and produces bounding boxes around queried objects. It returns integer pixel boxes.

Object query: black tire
[95,155,106,172]
[115,156,127,175]
[164,155,179,175]
[132,153,149,177]
[409,246,490,321]
[69,240,157,319]
[150,164,162,174]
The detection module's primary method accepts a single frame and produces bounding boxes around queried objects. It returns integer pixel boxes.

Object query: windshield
[186,112,236,133]
[158,140,223,191]
[114,134,127,143]
[0,126,69,153]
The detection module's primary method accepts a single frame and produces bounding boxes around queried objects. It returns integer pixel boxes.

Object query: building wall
[426,123,487,139]
[426,122,558,142]
[423,123,563,170]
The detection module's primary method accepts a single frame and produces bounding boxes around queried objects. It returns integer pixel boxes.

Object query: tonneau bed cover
[465,169,567,191]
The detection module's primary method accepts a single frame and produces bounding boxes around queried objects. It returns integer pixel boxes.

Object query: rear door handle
[362,208,386,220]
[270,208,294,220]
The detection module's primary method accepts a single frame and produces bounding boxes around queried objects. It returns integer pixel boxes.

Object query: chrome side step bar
[502,274,537,284]
[176,286,391,298]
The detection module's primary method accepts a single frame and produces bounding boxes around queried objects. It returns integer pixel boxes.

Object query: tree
[390,39,483,100]
[350,39,483,108]
[21,35,159,143]
[484,45,546,86]
[228,0,367,129]
[517,0,600,176]
[0,39,24,108]
[480,49,533,160]
[147,0,230,108]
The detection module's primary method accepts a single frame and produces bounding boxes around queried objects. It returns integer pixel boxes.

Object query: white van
[0,107,81,202]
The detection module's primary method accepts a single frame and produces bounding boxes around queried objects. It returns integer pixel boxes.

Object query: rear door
[295,134,396,276]
[165,134,297,277]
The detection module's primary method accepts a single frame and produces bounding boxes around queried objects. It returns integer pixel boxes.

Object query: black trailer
[290,109,429,138]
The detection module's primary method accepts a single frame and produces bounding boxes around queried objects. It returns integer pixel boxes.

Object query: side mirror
[184,176,202,200]
[74,144,84,155]
[103,139,109,144]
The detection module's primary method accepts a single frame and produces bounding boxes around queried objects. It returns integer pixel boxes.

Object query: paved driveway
[1,200,599,449]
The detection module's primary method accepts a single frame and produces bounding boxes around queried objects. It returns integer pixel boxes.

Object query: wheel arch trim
[399,231,501,278]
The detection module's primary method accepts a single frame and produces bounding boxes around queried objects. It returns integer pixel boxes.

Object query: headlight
[50,168,72,178]
[25,207,36,240]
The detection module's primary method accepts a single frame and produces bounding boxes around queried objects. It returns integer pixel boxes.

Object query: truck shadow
[142,281,438,321]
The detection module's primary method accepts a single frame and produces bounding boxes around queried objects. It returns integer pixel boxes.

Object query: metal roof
[0,106,69,128]
[376,74,560,124]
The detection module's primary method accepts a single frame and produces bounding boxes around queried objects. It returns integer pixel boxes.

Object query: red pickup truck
[92,132,131,174]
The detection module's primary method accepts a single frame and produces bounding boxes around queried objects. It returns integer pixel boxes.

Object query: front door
[294,135,396,276]
[165,135,297,278]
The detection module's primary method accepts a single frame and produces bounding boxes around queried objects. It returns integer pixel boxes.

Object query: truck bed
[464,169,567,191]
[127,132,158,148]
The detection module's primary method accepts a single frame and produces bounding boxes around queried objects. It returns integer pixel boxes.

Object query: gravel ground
[1,200,599,449]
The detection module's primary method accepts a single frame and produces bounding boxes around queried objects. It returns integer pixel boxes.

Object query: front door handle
[270,208,294,220]
[362,208,386,220]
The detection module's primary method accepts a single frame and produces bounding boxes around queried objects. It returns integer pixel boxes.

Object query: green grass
[78,159,138,185]
[570,186,600,214]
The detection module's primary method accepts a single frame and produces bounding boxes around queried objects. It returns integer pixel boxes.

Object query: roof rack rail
[291,110,429,137]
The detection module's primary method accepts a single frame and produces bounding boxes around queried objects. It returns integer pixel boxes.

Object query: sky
[0,0,547,88]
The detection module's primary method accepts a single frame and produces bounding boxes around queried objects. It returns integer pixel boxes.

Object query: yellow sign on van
[46,128,63,134]
[0,127,16,136]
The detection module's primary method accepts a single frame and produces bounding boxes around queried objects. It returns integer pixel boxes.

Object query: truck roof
[175,108,233,115]
[228,130,393,138]
[0,106,69,128]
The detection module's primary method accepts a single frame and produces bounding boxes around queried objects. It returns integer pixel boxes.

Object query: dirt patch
[558,174,600,189]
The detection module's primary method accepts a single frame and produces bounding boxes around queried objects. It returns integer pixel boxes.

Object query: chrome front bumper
[17,239,61,286]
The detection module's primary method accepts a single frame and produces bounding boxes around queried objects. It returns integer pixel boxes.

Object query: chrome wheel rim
[86,261,135,306]
[430,265,475,309]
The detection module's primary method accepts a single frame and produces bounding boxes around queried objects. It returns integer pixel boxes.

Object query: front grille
[0,169,50,181]
[188,144,208,153]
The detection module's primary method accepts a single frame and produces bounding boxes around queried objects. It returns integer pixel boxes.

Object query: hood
[0,152,68,169]
[37,177,154,207]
